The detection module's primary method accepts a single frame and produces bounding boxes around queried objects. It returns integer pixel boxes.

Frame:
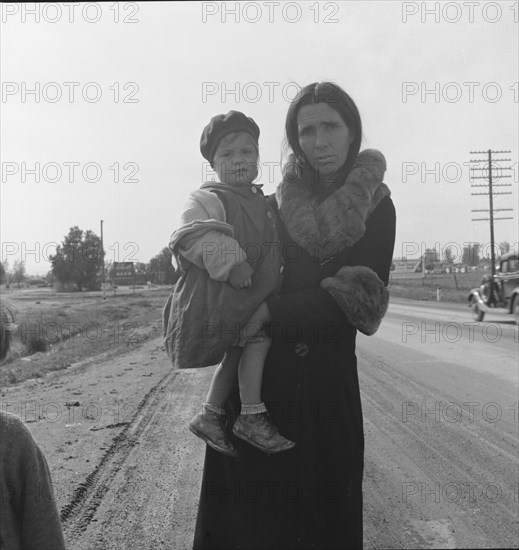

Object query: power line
[469,149,513,283]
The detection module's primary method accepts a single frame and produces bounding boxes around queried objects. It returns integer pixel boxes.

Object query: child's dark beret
[200,111,260,163]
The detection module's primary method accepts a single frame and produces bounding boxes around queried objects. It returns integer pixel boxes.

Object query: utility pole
[100,219,106,299]
[469,149,513,281]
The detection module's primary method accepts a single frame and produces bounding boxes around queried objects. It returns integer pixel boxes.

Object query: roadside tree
[50,226,104,291]
[147,247,178,285]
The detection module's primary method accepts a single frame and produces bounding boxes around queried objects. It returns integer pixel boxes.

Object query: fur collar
[276,149,390,261]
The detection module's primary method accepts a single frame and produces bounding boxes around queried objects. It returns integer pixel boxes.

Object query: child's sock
[203,402,225,415]
[240,402,267,415]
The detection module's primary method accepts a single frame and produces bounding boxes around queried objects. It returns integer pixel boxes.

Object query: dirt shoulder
[4,293,512,549]
[1,336,170,511]
[0,334,209,548]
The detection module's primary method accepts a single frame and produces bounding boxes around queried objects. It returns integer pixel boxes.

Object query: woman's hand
[237,302,271,346]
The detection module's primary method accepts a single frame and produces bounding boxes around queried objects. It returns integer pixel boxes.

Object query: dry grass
[389,271,483,303]
[0,286,172,387]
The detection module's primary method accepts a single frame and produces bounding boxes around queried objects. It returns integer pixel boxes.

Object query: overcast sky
[1,1,518,275]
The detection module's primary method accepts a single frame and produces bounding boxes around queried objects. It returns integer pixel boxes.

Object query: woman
[193,82,396,550]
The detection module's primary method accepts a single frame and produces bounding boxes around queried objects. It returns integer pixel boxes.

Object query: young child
[163,111,295,457]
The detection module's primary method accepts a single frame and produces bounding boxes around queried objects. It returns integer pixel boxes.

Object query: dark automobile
[468,252,519,324]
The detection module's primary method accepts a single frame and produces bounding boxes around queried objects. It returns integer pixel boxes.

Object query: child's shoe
[189,409,238,458]
[232,412,295,453]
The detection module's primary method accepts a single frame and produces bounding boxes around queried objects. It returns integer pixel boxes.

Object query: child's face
[212,132,259,186]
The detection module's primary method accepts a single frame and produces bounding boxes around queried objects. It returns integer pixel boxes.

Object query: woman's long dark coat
[193,195,396,550]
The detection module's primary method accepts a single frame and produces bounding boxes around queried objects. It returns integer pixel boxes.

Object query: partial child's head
[200,111,260,186]
[0,301,17,362]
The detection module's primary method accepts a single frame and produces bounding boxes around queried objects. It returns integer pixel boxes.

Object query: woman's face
[296,102,353,177]
[212,132,259,186]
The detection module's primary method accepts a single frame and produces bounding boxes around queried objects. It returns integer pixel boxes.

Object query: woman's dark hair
[285,82,363,179]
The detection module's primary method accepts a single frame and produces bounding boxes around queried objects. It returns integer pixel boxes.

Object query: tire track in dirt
[60,362,210,549]
[61,364,179,544]
[76,367,209,550]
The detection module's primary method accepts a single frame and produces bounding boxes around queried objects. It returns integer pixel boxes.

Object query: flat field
[389,271,483,303]
[0,286,172,387]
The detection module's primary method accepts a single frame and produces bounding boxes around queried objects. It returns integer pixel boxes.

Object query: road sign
[113,262,135,285]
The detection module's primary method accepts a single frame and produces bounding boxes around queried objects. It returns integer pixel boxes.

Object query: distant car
[468,252,519,324]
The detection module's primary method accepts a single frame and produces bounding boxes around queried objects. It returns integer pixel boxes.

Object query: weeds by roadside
[0,288,172,387]
[389,272,482,303]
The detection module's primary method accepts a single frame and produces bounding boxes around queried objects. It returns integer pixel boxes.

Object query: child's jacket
[163,181,281,369]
